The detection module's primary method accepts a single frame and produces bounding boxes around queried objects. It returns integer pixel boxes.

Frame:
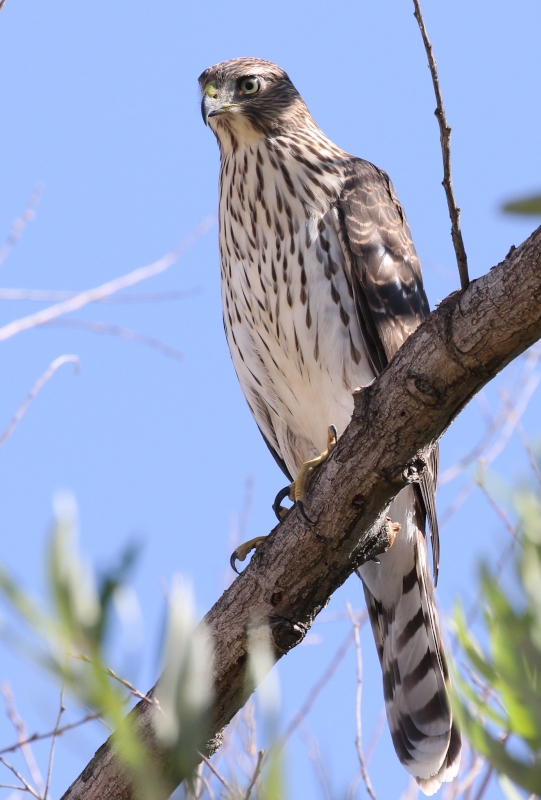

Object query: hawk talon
[272,484,292,521]
[229,535,268,575]
[289,425,338,524]
[296,500,315,526]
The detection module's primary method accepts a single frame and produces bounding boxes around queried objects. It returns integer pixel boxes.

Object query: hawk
[199,57,461,794]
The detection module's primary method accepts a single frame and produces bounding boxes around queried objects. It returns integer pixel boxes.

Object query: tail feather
[359,489,461,795]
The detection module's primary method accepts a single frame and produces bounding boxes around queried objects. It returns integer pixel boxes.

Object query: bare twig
[0,185,43,267]
[439,345,541,486]
[0,712,101,756]
[0,216,214,343]
[398,777,419,800]
[0,355,79,449]
[197,753,233,794]
[1,683,45,796]
[299,725,334,800]
[279,628,355,747]
[195,772,216,800]
[471,764,493,800]
[346,602,377,800]
[412,0,469,290]
[365,706,386,765]
[243,749,264,800]
[461,663,507,716]
[44,686,66,799]
[0,288,201,303]
[0,757,41,799]
[476,468,520,541]
[499,389,541,483]
[440,345,541,528]
[0,783,30,791]
[71,655,156,706]
[228,474,257,586]
[440,742,484,800]
[44,319,184,362]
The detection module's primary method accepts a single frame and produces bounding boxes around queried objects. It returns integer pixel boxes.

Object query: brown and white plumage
[199,57,460,793]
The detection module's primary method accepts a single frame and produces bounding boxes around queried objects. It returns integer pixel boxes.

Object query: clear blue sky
[0,1,540,798]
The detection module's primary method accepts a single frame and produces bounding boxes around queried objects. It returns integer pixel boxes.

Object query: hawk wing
[334,158,440,582]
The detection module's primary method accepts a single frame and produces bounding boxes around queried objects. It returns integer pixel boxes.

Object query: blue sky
[0,1,540,798]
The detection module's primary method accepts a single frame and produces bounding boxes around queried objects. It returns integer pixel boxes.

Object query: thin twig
[0,757,41,799]
[0,287,201,303]
[197,753,233,794]
[0,216,214,342]
[228,474,257,586]
[243,749,265,800]
[439,362,540,487]
[346,602,377,800]
[365,706,386,765]
[71,654,157,706]
[440,346,541,527]
[476,470,520,541]
[0,683,45,796]
[0,185,43,267]
[441,742,484,800]
[499,390,541,484]
[299,725,334,800]
[0,712,102,756]
[44,686,65,799]
[44,319,184,362]
[0,355,79,449]
[279,628,355,747]
[412,0,469,290]
[461,663,507,716]
[0,783,29,791]
[398,777,419,800]
[471,764,493,800]
[196,772,215,800]
[315,609,367,625]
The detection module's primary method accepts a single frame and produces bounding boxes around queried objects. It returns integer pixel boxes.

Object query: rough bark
[61,226,541,800]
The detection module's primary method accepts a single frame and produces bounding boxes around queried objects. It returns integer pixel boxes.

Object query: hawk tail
[360,525,461,795]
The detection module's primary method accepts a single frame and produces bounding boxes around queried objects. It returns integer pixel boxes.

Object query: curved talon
[230,550,242,575]
[296,500,315,525]
[273,485,292,521]
[370,556,381,564]
[229,535,269,576]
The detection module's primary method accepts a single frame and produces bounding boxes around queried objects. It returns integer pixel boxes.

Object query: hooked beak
[201,93,239,126]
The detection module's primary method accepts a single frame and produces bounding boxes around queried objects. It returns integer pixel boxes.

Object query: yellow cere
[203,82,218,98]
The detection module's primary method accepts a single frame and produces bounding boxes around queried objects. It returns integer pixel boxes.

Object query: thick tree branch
[61,226,541,800]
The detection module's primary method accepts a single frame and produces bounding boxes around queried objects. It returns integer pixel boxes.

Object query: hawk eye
[239,76,260,96]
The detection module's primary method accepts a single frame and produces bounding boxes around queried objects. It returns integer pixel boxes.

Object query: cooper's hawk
[199,57,461,794]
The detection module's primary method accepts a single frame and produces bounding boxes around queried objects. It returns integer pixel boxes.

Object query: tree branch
[61,226,541,800]
[412,0,470,290]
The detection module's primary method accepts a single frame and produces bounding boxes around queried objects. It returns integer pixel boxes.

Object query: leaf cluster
[453,481,541,796]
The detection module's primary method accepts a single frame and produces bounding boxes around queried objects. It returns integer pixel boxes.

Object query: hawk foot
[230,536,268,575]
[273,425,338,526]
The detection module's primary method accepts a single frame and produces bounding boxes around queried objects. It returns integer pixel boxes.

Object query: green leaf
[502,194,541,215]
[153,577,213,783]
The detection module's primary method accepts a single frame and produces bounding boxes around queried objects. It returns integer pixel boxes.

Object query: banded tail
[358,488,461,795]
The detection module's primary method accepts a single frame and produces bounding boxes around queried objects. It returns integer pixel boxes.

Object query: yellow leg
[230,536,268,575]
[231,426,338,574]
[273,425,338,525]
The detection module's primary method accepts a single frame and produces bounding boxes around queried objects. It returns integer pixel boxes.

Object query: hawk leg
[231,426,337,573]
[273,425,338,525]
[230,536,268,575]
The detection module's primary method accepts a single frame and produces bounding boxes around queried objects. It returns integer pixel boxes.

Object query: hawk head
[198,57,305,141]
